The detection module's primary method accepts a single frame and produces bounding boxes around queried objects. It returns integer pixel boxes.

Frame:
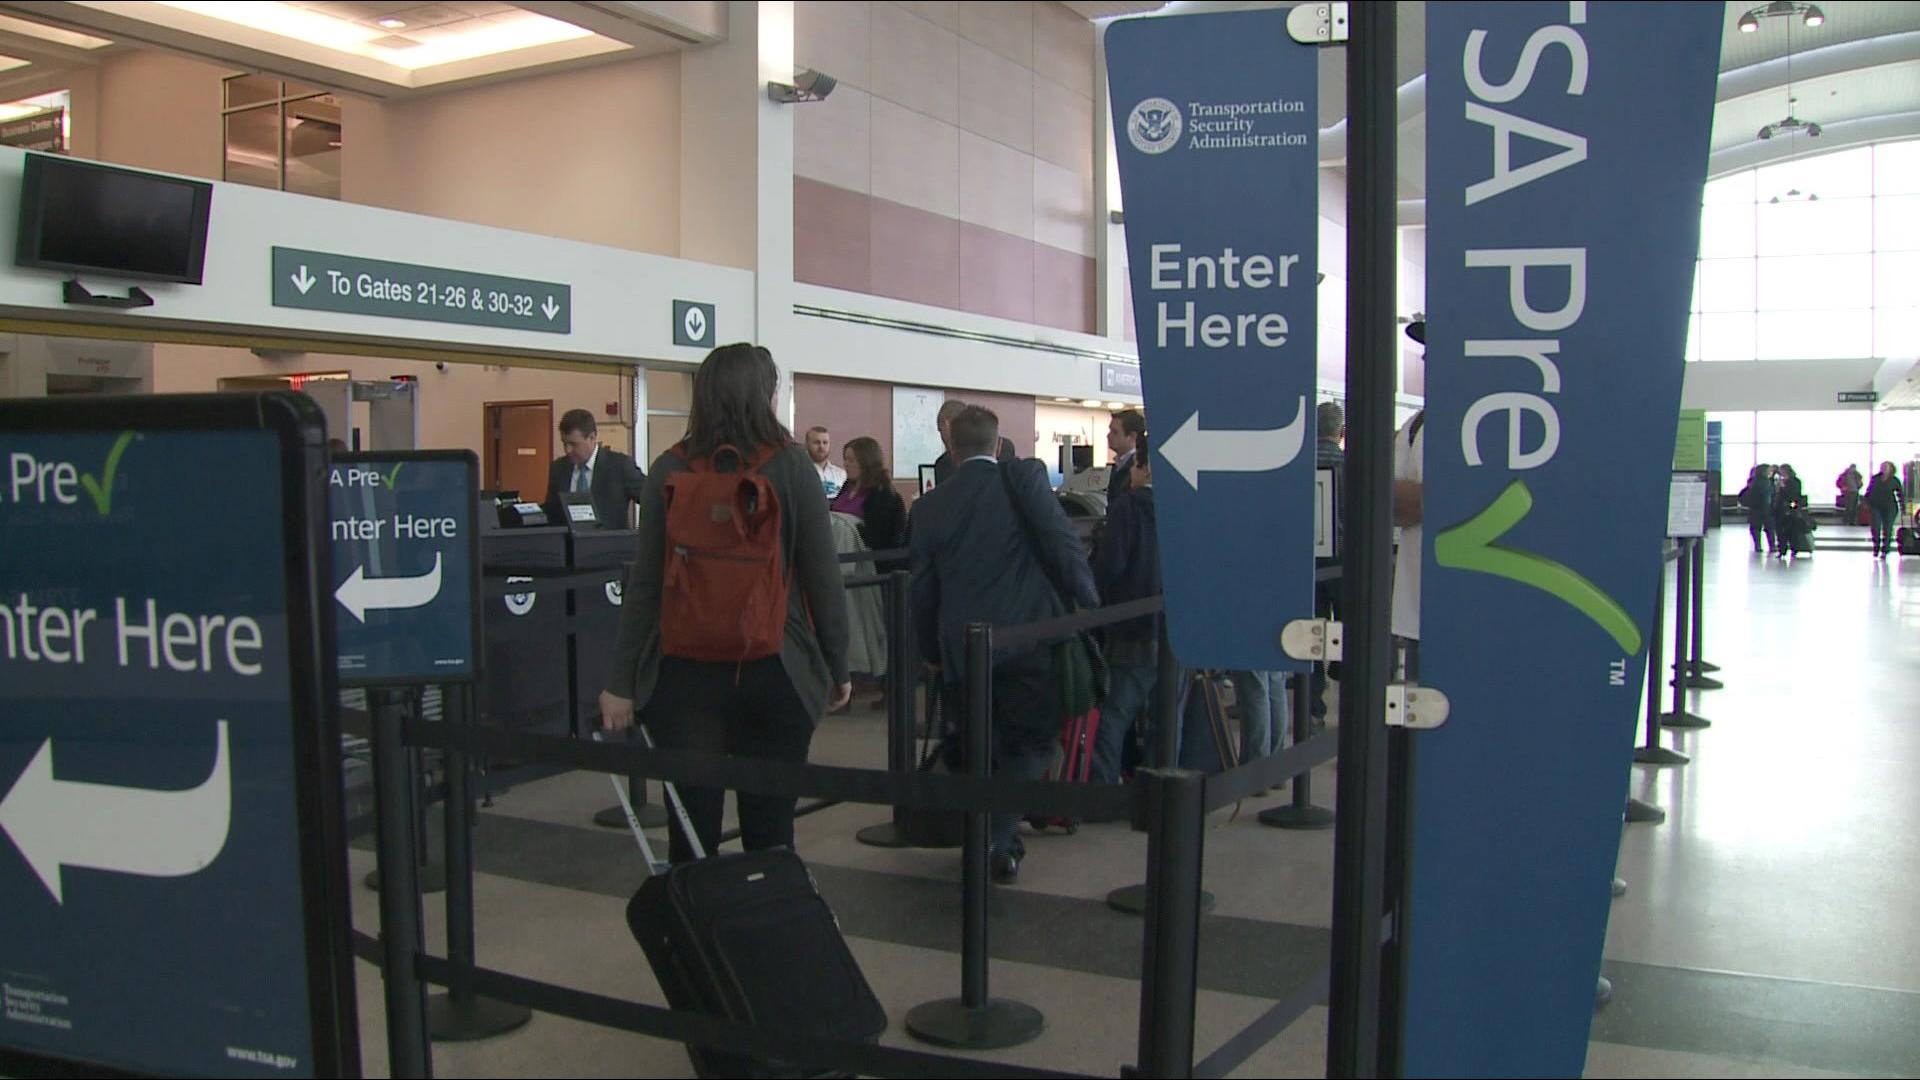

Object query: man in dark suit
[911,405,1098,884]
[1105,409,1145,502]
[931,398,1019,486]
[543,408,646,528]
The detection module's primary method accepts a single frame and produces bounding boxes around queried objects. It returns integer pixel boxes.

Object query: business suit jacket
[910,457,1099,680]
[931,436,1019,487]
[544,446,646,529]
[1106,449,1135,502]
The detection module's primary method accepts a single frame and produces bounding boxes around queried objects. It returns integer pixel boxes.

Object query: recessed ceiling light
[378,18,407,29]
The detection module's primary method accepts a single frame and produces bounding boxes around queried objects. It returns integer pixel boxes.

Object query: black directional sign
[272,246,572,334]
[673,299,716,348]
[0,393,357,1078]
[329,451,480,686]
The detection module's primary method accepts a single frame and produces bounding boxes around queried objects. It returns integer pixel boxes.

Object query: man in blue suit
[911,406,1098,884]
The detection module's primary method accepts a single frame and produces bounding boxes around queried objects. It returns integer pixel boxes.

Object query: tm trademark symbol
[1608,658,1629,687]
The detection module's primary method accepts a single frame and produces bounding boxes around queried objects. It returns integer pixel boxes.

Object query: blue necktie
[573,465,590,493]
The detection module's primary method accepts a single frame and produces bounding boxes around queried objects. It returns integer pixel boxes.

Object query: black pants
[647,656,817,864]
[946,650,1058,857]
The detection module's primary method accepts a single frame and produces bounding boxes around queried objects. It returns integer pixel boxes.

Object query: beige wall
[341,56,682,255]
[151,344,636,460]
[94,51,224,179]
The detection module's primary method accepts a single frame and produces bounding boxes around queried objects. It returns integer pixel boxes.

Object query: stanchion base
[1683,675,1725,690]
[1661,712,1712,730]
[1611,877,1627,898]
[1633,745,1690,767]
[1624,798,1666,825]
[855,821,918,848]
[904,998,1045,1050]
[364,862,447,894]
[1106,883,1216,916]
[593,803,668,830]
[1258,803,1335,831]
[429,993,533,1042]
[1696,661,1721,673]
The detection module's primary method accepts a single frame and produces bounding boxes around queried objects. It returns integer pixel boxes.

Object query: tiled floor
[348,529,1920,1077]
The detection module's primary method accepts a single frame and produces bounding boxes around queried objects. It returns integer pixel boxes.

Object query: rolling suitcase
[605,733,887,1079]
[1898,524,1920,556]
[1027,707,1101,834]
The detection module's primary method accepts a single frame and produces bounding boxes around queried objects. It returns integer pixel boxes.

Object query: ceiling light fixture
[1736,1,1825,33]
[377,17,406,29]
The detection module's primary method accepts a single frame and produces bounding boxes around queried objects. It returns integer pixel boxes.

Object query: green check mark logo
[78,431,135,517]
[1433,480,1642,654]
[384,462,405,487]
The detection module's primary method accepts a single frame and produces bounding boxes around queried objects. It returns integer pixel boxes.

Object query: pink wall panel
[795,177,873,293]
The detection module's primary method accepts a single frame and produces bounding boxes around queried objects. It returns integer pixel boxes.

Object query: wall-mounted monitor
[15,153,214,284]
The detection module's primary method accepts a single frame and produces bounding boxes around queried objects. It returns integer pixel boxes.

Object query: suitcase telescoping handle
[593,728,708,872]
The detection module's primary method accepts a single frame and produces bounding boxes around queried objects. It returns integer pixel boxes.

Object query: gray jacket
[606,442,850,720]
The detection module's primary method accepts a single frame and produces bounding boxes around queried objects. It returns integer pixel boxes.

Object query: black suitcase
[603,734,886,1078]
[1899,526,1920,556]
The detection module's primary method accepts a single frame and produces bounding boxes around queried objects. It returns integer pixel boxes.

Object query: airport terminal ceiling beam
[517,2,728,48]
[0,315,664,377]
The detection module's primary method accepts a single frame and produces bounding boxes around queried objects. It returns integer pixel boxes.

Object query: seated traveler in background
[600,343,851,863]
[807,425,847,496]
[932,398,1019,486]
[544,408,646,528]
[911,406,1097,884]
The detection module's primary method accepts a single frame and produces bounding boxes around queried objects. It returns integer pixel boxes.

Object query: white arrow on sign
[1160,396,1307,490]
[335,552,444,623]
[542,296,560,321]
[0,721,233,905]
[684,306,707,341]
[291,265,316,295]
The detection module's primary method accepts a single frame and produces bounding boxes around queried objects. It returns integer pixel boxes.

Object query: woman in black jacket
[1864,461,1907,559]
[830,436,907,569]
[1773,464,1808,558]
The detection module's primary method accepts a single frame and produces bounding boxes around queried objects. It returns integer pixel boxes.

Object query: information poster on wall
[893,388,947,486]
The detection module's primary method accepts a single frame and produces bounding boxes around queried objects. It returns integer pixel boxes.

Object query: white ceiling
[0,0,724,98]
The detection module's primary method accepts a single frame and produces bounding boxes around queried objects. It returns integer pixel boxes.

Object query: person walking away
[1091,435,1174,783]
[599,343,852,864]
[1739,464,1776,554]
[1838,464,1864,520]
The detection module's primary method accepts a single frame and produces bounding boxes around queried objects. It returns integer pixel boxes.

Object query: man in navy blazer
[910,405,1098,884]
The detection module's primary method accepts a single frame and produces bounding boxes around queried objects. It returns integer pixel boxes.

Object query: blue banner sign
[1409,3,1722,1073]
[1106,8,1318,670]
[0,396,356,1076]
[330,451,479,685]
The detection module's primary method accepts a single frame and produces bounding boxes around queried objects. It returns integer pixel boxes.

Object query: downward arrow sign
[335,552,444,623]
[1159,396,1307,489]
[0,721,233,905]
[542,296,560,321]
[291,265,316,295]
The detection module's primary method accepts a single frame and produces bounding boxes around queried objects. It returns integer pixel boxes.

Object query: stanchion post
[858,570,920,848]
[1685,538,1722,687]
[1260,673,1335,830]
[1135,768,1206,1079]
[904,623,1044,1050]
[1635,552,1688,766]
[1328,3,1399,1075]
[1663,540,1710,729]
[1110,620,1217,914]
[429,683,531,1041]
[370,687,433,1079]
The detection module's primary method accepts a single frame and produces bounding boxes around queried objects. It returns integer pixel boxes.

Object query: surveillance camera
[1758,125,1773,140]
[767,68,836,104]
[435,361,447,372]
[1807,122,1822,137]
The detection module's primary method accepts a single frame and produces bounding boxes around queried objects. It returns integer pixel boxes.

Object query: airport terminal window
[1687,140,1920,363]
[1709,408,1920,494]
[222,75,341,200]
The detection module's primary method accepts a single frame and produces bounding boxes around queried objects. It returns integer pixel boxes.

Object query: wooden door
[486,401,553,500]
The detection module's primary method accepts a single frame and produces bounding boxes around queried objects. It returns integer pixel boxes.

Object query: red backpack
[659,442,790,662]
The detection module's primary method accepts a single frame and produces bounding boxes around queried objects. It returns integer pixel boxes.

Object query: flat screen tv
[15,153,213,284]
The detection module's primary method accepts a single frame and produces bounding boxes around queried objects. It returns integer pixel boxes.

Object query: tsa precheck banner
[1409,3,1722,1075]
[1106,8,1317,671]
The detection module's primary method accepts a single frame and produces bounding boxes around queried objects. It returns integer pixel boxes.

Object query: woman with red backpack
[599,343,852,863]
